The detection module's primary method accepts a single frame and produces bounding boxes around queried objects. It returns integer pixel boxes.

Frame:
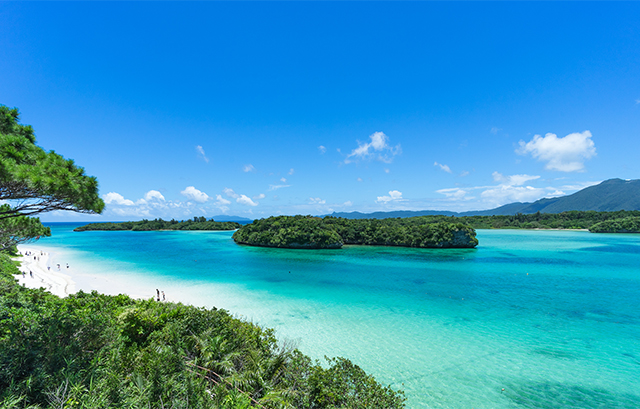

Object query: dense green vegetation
[233,215,478,249]
[0,105,103,253]
[328,210,640,231]
[457,210,640,230]
[232,216,343,249]
[0,105,104,220]
[0,254,405,409]
[233,212,640,250]
[589,216,640,233]
[74,217,242,232]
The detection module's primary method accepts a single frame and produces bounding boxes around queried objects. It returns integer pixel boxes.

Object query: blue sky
[2,2,639,221]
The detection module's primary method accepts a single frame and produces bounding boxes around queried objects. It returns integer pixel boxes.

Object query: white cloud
[268,184,290,191]
[636,99,640,104]
[309,197,326,204]
[181,186,209,203]
[288,168,295,175]
[243,164,256,172]
[345,132,401,164]
[376,190,404,203]
[196,145,209,163]
[237,194,258,206]
[215,195,231,205]
[318,145,326,154]
[434,162,452,173]
[357,177,363,182]
[103,192,135,206]
[517,131,596,172]
[144,190,165,202]
[343,201,353,207]
[490,127,501,135]
[384,168,390,174]
[223,187,239,199]
[280,177,287,183]
[253,193,266,200]
[459,171,470,177]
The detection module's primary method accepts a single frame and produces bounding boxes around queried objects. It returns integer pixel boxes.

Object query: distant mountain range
[328,178,640,219]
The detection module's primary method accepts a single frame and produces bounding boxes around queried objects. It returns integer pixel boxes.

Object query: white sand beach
[14,247,75,297]
[14,245,159,301]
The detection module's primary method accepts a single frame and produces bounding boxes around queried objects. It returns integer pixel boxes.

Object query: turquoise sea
[35,224,640,408]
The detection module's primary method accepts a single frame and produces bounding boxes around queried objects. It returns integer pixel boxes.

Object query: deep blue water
[34,224,640,408]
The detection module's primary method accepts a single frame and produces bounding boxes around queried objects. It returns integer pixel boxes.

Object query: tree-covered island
[74,217,242,232]
[232,215,479,249]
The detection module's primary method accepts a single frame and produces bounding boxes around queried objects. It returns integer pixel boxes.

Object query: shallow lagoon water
[38,225,640,408]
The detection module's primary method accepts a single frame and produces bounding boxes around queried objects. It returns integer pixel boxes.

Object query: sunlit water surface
[36,224,640,408]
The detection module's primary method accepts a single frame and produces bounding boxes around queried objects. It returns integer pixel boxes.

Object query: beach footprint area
[22,224,640,408]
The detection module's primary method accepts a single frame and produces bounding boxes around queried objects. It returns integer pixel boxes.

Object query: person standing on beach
[156,289,160,301]
[162,291,165,301]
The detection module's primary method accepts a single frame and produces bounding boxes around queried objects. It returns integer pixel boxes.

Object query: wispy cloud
[517,131,596,172]
[288,168,295,175]
[436,187,472,201]
[253,193,266,200]
[318,145,327,154]
[490,127,501,135]
[309,197,326,204]
[196,145,209,163]
[345,132,401,164]
[434,161,452,173]
[268,184,290,191]
[435,171,571,208]
[243,164,256,172]
[491,172,540,186]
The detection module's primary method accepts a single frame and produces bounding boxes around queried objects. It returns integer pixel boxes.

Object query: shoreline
[14,247,75,298]
[15,245,162,301]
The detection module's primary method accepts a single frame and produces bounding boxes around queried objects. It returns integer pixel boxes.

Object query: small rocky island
[232,215,479,249]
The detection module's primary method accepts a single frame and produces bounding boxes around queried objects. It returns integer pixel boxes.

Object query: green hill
[330,179,640,219]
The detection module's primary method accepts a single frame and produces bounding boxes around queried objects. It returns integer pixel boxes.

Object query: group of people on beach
[155,289,166,302]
